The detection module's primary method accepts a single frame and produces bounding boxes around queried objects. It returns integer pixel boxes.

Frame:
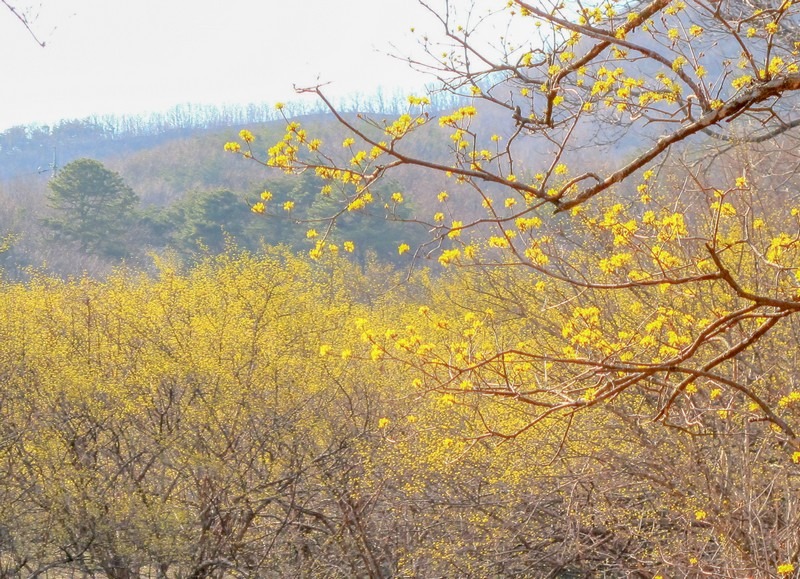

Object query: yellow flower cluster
[347,191,374,212]
[438,106,479,128]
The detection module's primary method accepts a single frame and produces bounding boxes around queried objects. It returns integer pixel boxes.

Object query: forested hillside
[3,0,800,577]
[0,98,465,279]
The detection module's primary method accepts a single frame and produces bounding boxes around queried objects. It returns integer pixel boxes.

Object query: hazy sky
[0,0,438,130]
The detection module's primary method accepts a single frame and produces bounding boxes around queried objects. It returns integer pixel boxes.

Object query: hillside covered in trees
[0,96,464,279]
[3,0,800,577]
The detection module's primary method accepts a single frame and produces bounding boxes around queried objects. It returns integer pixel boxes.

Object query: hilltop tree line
[0,91,467,181]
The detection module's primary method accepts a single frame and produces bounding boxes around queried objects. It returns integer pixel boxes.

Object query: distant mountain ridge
[0,90,467,182]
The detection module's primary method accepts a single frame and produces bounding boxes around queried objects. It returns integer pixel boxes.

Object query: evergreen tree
[173,189,250,254]
[43,158,139,257]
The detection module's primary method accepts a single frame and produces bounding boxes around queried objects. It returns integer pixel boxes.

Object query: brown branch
[516,0,707,107]
[556,73,800,212]
[706,243,800,310]
[699,116,800,143]
[656,311,788,421]
[300,86,546,200]
[2,1,45,47]
[665,367,796,439]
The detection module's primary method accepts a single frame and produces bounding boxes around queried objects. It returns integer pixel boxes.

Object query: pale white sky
[0,0,439,130]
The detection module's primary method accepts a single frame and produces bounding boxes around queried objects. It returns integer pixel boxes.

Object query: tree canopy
[43,158,139,257]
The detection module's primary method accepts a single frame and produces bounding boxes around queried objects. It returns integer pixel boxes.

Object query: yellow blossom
[488,236,510,248]
[732,75,753,90]
[438,248,461,266]
[672,56,687,71]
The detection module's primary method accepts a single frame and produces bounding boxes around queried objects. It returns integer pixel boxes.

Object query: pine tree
[43,158,139,257]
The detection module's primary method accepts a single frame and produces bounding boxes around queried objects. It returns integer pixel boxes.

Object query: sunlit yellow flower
[448,221,463,238]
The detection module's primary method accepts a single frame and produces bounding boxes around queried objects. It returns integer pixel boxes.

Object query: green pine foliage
[42,158,139,258]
